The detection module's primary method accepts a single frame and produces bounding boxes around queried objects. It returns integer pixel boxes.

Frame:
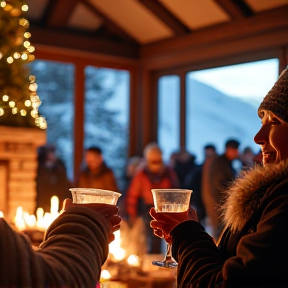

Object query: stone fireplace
[0,126,46,220]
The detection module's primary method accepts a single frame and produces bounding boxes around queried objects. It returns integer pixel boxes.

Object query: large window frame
[34,48,138,180]
[153,48,287,153]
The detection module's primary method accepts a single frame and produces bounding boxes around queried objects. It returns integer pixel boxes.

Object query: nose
[254,124,268,146]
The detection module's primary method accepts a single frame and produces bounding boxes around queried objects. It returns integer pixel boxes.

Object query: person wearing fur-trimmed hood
[150,66,288,288]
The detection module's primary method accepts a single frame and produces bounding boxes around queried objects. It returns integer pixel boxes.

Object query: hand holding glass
[70,188,121,204]
[151,189,192,268]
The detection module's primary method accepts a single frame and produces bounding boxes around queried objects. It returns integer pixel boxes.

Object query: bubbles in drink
[161,202,188,212]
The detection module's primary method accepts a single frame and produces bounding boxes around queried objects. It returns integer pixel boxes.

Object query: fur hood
[222,160,288,233]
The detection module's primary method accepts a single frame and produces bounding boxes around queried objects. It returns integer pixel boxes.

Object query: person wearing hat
[204,138,240,240]
[150,66,288,288]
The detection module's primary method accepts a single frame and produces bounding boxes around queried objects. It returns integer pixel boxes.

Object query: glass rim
[151,189,192,193]
[69,188,121,197]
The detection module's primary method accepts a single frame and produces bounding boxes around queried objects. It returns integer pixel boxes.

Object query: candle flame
[109,230,125,261]
[127,255,140,267]
[13,196,60,231]
[100,269,111,282]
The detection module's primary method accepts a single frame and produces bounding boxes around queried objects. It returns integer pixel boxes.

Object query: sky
[188,58,279,102]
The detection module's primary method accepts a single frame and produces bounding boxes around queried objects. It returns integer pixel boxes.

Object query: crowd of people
[36,135,263,248]
[2,66,286,287]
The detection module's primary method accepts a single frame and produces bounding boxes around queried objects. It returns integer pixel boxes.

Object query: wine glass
[69,188,121,204]
[151,188,192,269]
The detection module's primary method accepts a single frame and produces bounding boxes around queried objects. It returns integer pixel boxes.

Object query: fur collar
[223,160,288,233]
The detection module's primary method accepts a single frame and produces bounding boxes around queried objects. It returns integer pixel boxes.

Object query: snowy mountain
[160,78,262,163]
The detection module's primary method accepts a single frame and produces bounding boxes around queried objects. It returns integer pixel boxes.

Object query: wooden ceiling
[26,0,288,60]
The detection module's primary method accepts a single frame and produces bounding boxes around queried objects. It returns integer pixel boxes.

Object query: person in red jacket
[125,142,179,253]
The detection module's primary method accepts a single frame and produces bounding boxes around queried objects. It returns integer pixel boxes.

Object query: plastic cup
[69,188,121,205]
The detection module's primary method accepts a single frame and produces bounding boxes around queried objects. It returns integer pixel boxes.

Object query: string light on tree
[0,0,46,128]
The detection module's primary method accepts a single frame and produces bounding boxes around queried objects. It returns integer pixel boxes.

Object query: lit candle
[109,230,125,262]
[100,270,111,282]
[50,196,59,215]
[127,255,140,267]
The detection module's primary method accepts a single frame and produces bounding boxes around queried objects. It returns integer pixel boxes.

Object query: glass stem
[165,243,173,261]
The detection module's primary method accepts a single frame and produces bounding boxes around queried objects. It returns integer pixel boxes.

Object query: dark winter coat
[204,154,237,238]
[0,206,110,288]
[36,159,70,212]
[76,162,119,192]
[171,160,288,288]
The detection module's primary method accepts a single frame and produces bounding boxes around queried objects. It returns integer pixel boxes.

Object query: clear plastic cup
[69,188,121,205]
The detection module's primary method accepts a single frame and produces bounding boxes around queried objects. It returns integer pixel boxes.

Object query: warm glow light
[50,196,59,215]
[100,270,111,282]
[0,52,2,59]
[7,56,13,64]
[0,108,4,116]
[13,52,20,59]
[23,212,36,228]
[2,95,9,101]
[28,55,35,61]
[127,255,140,267]
[0,211,4,218]
[0,1,6,8]
[29,75,36,82]
[23,40,30,48]
[40,121,47,130]
[14,197,60,232]
[3,3,11,11]
[24,100,31,107]
[24,32,31,38]
[12,107,17,114]
[29,83,37,92]
[19,18,29,27]
[10,8,21,17]
[14,207,26,230]
[9,101,15,108]
[109,230,126,261]
[22,4,28,11]
[20,109,27,116]
[30,109,38,118]
[21,53,28,60]
[27,46,35,53]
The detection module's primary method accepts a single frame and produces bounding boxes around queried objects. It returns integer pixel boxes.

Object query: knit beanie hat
[258,66,288,122]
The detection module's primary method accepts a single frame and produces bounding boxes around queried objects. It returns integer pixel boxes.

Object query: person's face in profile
[146,150,163,173]
[254,110,288,166]
[85,151,103,172]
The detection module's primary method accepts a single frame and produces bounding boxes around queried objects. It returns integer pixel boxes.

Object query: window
[29,60,75,180]
[186,58,279,163]
[84,66,130,190]
[158,75,180,162]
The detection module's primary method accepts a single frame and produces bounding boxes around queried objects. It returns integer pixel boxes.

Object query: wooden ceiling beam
[137,0,191,36]
[41,0,79,27]
[80,0,138,44]
[30,26,139,59]
[230,0,254,17]
[141,5,288,59]
[214,0,250,20]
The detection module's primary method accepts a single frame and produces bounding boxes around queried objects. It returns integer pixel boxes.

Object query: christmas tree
[0,0,46,128]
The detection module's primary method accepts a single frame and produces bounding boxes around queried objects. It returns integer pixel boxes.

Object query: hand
[149,207,198,242]
[62,199,121,243]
